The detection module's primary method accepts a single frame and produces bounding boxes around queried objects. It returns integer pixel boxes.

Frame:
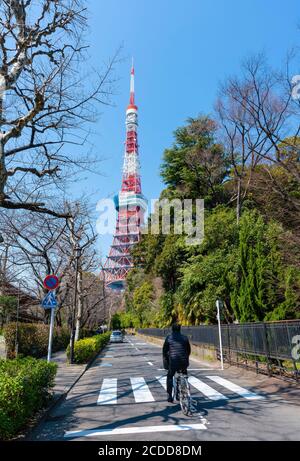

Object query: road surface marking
[157,368,214,371]
[189,376,228,401]
[207,376,265,400]
[130,377,155,403]
[156,376,167,390]
[98,363,112,367]
[64,423,207,439]
[147,361,154,366]
[97,378,117,405]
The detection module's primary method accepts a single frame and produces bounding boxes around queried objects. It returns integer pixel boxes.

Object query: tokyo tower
[101,62,147,290]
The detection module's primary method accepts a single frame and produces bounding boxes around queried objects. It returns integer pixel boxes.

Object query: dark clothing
[163,332,191,369]
[167,365,187,397]
[162,332,191,397]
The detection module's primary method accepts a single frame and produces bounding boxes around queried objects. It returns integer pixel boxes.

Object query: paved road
[29,336,300,441]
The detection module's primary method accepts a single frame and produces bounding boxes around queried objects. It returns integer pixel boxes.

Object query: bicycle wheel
[179,377,191,416]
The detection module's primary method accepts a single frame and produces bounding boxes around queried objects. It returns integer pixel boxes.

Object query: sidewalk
[47,350,86,397]
[15,350,88,440]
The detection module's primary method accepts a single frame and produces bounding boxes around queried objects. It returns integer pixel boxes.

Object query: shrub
[79,328,97,339]
[0,357,57,440]
[52,326,70,352]
[66,332,111,364]
[3,323,70,359]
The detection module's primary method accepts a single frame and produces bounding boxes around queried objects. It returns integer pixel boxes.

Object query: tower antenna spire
[129,57,135,106]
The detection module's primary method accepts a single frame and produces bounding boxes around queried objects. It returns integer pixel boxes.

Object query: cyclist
[162,323,191,403]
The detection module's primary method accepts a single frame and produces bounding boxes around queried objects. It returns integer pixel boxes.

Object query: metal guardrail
[138,320,300,382]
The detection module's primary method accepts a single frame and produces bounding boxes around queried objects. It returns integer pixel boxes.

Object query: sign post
[47,306,56,362]
[41,275,59,362]
[216,299,224,370]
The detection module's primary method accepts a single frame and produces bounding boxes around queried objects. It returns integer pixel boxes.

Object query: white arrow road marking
[207,376,265,400]
[189,376,228,401]
[130,377,155,403]
[97,378,117,405]
[64,423,207,439]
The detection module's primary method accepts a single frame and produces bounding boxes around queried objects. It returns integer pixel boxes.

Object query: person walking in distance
[162,323,191,403]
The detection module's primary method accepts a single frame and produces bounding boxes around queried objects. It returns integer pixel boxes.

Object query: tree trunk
[236,176,241,224]
[75,269,83,341]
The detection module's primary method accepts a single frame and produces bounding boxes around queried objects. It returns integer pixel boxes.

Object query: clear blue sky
[70,0,300,259]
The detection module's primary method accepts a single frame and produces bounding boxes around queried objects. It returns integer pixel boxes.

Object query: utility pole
[69,245,80,364]
[216,299,224,371]
[75,266,83,342]
[15,282,20,357]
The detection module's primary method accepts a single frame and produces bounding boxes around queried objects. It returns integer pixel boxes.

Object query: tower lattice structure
[101,63,147,290]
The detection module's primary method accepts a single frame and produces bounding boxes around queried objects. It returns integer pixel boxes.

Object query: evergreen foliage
[118,116,300,328]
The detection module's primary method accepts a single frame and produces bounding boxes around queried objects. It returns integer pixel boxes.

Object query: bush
[3,323,70,359]
[66,332,111,364]
[79,328,98,339]
[0,357,57,440]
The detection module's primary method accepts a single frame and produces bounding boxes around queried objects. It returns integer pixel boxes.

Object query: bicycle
[172,371,194,416]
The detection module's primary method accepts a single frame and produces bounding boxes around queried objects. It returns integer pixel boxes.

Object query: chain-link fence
[138,320,300,381]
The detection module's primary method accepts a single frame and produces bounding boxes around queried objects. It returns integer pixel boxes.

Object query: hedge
[0,357,57,440]
[66,332,111,364]
[3,323,70,359]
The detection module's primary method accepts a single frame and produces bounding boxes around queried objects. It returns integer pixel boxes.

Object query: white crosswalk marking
[97,378,117,405]
[130,377,155,403]
[96,375,265,405]
[207,376,265,400]
[156,376,167,390]
[189,376,228,401]
[64,423,207,439]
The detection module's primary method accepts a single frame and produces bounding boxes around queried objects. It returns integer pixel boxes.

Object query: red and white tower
[101,63,147,290]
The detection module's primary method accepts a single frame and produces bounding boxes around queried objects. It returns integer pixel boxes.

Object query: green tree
[0,296,17,328]
[231,211,284,322]
[160,116,229,206]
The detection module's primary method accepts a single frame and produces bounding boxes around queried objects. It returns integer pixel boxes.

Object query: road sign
[41,291,58,309]
[43,274,59,290]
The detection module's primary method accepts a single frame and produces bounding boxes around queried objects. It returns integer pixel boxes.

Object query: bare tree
[216,80,266,221]
[0,199,107,334]
[225,56,300,177]
[217,54,300,220]
[0,0,117,217]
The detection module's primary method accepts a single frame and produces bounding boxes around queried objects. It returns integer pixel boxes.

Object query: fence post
[292,359,298,382]
[227,325,231,365]
[263,322,271,377]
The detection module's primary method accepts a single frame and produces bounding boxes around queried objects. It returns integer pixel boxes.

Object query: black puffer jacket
[162,332,191,369]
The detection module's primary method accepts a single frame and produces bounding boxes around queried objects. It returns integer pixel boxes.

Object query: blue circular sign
[43,275,59,290]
